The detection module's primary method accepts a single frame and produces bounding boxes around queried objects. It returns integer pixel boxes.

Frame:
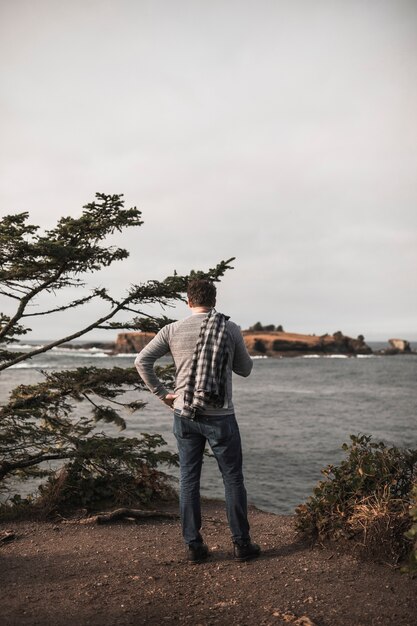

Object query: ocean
[1,343,416,514]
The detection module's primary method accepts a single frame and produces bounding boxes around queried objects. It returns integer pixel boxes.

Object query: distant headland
[66,324,415,358]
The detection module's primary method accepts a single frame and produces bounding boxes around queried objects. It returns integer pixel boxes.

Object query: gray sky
[1,0,416,341]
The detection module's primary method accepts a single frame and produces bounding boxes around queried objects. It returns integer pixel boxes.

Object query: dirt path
[1,502,416,626]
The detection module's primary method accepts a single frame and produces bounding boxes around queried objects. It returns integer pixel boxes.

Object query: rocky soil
[1,501,416,626]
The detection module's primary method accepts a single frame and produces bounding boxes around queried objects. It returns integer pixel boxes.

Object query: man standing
[135,279,260,563]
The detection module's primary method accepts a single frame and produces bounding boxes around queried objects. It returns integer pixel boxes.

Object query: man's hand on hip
[163,393,178,409]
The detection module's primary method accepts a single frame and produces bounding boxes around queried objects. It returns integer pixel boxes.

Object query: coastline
[2,500,416,626]
[49,331,417,359]
[7,335,417,363]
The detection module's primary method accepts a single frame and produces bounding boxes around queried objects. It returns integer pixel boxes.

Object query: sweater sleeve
[134,326,171,400]
[229,322,253,377]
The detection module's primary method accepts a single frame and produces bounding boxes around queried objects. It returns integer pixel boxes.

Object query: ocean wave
[9,362,55,369]
[251,355,268,359]
[47,348,111,359]
[51,346,111,355]
[303,354,350,359]
[13,344,45,350]
[8,353,111,367]
[13,345,112,356]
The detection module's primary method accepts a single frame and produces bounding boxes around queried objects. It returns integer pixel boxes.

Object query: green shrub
[38,461,176,512]
[0,433,178,520]
[296,434,417,563]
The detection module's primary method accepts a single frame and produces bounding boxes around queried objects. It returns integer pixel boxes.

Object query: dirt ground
[1,501,416,626]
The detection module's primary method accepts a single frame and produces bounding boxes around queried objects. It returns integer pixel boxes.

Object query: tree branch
[0,265,68,341]
[0,289,21,300]
[21,293,98,317]
[2,281,32,295]
[0,452,76,481]
[0,297,129,371]
[81,392,101,410]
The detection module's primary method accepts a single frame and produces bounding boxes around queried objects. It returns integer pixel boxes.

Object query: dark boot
[187,543,209,563]
[233,541,261,561]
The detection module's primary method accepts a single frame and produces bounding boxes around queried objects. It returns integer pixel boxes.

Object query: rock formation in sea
[114,332,156,353]
[389,338,411,352]
[241,330,372,357]
[114,329,373,357]
[383,338,412,355]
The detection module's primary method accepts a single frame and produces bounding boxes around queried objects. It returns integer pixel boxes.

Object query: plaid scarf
[181,309,230,419]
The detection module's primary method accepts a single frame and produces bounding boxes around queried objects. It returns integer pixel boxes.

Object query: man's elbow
[134,353,146,376]
[235,361,253,377]
[242,364,253,377]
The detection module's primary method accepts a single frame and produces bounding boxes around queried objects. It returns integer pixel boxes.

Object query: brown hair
[187,279,216,308]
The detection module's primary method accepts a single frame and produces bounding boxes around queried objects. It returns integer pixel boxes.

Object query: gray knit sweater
[134,313,253,415]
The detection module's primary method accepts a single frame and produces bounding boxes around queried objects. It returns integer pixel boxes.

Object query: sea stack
[388,338,411,353]
[115,332,156,353]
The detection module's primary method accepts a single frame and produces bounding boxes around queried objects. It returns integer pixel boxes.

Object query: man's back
[135,312,253,415]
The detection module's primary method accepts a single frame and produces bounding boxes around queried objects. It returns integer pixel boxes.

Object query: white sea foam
[13,344,45,350]
[8,352,110,366]
[13,344,111,355]
[74,351,109,358]
[303,354,351,359]
[49,349,110,357]
[9,362,53,369]
[8,352,110,367]
[51,346,111,354]
[251,355,268,359]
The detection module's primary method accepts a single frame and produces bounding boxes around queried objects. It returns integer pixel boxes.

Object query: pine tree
[0,193,234,515]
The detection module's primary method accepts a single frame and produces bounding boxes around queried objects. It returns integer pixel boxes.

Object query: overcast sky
[1,0,416,342]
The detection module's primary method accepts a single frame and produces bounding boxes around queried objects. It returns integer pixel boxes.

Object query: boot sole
[188,555,209,563]
[234,552,260,562]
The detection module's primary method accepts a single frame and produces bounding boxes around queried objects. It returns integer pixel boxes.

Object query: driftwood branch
[66,508,179,525]
[0,530,16,544]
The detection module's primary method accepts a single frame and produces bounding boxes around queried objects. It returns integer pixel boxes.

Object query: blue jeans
[173,411,250,546]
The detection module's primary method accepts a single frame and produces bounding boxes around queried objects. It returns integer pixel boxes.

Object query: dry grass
[345,488,411,562]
